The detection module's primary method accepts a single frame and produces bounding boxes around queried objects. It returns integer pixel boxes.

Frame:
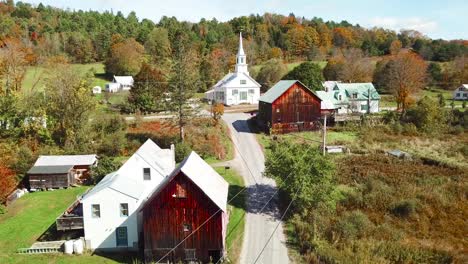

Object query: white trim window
[120,203,129,217]
[91,204,101,218]
[143,168,151,180]
[240,80,247,85]
[232,89,238,96]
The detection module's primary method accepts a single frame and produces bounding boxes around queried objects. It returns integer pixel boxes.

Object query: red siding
[143,172,224,263]
[259,82,322,134]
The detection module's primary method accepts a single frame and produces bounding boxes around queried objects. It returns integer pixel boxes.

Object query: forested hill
[0,1,467,89]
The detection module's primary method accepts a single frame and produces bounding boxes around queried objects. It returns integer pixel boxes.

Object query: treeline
[0,1,467,80]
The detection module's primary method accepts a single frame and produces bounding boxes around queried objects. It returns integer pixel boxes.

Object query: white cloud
[369,17,438,34]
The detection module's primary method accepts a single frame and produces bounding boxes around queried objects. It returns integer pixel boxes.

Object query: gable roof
[82,171,141,201]
[34,155,97,167]
[259,80,321,104]
[316,91,338,110]
[131,139,175,176]
[334,83,380,100]
[212,72,261,89]
[28,165,73,174]
[113,76,134,86]
[143,151,229,212]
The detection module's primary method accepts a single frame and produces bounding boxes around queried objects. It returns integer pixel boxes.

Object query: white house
[92,86,102,94]
[105,76,134,93]
[80,139,175,251]
[316,82,380,114]
[453,84,468,100]
[205,33,261,106]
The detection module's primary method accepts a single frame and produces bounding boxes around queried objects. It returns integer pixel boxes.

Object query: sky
[26,0,467,40]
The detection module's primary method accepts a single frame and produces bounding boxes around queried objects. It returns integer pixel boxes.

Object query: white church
[205,33,261,106]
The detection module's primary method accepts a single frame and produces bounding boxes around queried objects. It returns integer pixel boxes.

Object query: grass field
[215,167,246,263]
[0,187,137,264]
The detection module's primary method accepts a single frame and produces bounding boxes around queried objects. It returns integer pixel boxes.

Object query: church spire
[235,32,249,75]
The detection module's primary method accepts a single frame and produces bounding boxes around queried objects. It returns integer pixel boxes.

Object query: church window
[248,89,254,94]
[240,91,248,100]
[232,89,238,95]
[240,80,247,85]
[241,58,244,63]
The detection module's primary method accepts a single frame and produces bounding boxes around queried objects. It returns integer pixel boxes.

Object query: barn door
[116,226,128,247]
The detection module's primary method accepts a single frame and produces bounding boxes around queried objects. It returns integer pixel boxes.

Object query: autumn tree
[129,63,167,113]
[389,39,402,55]
[333,27,355,48]
[375,52,427,112]
[211,103,224,126]
[255,59,288,91]
[44,65,96,150]
[0,39,27,94]
[323,49,374,82]
[283,62,324,90]
[105,38,145,76]
[0,164,17,204]
[167,31,200,141]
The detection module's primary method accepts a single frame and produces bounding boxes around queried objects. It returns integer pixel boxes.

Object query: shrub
[335,210,373,241]
[391,199,418,217]
[175,142,192,162]
[91,157,121,184]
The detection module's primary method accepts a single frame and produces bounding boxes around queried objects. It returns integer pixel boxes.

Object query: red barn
[257,80,322,134]
[141,151,229,263]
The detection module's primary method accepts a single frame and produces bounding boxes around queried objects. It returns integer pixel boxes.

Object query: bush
[391,199,418,217]
[335,210,373,241]
[91,157,121,184]
[175,142,192,162]
[0,204,6,214]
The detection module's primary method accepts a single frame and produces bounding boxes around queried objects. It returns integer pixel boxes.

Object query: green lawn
[215,167,246,264]
[0,187,138,264]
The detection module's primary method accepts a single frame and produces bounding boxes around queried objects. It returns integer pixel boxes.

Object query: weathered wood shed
[258,80,322,134]
[27,165,75,189]
[141,151,229,263]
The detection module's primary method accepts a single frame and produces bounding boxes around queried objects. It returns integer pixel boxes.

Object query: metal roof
[334,83,380,100]
[27,165,73,174]
[113,76,134,85]
[144,151,229,212]
[259,80,297,103]
[34,155,97,167]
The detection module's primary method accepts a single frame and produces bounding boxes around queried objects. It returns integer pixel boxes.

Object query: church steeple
[235,32,249,75]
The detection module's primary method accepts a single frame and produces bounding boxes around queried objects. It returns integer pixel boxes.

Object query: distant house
[142,151,228,263]
[105,76,134,93]
[92,86,102,94]
[205,33,261,105]
[257,80,322,134]
[453,84,468,100]
[28,155,97,189]
[80,140,175,251]
[316,82,380,114]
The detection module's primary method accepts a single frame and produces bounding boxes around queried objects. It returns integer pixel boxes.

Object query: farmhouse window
[352,93,358,99]
[456,93,461,97]
[120,203,129,217]
[339,95,342,100]
[464,94,467,98]
[176,182,187,198]
[361,105,369,111]
[143,168,151,180]
[232,89,238,95]
[240,80,247,85]
[91,204,100,218]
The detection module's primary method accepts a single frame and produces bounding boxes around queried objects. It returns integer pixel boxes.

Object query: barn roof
[144,151,229,212]
[27,165,73,174]
[259,80,321,104]
[34,155,97,167]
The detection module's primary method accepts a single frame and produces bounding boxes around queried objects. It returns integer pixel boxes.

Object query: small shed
[258,80,322,134]
[28,165,74,189]
[92,86,101,94]
[142,151,229,263]
[453,84,468,100]
[106,83,120,93]
[113,76,134,91]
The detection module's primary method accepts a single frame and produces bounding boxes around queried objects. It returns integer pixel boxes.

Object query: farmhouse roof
[27,165,73,174]
[334,83,380,100]
[144,151,229,212]
[113,76,134,86]
[259,80,321,104]
[34,155,97,167]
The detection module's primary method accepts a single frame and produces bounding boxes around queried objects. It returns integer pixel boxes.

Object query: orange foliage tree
[0,165,17,204]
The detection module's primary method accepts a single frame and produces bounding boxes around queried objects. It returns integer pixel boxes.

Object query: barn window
[120,203,128,217]
[240,79,247,85]
[183,223,191,232]
[143,168,151,180]
[175,182,187,198]
[232,89,238,96]
[184,249,196,261]
[276,108,280,113]
[91,204,100,218]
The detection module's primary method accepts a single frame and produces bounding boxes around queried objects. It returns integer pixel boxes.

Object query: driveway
[222,113,289,264]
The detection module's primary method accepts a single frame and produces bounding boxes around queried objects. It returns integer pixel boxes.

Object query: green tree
[145,27,172,64]
[129,63,167,113]
[91,157,120,184]
[167,31,200,141]
[282,62,324,90]
[405,96,449,134]
[255,59,288,91]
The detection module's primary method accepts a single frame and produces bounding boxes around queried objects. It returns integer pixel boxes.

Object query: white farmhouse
[453,84,468,100]
[316,82,380,114]
[80,139,175,251]
[205,33,261,106]
[105,76,134,93]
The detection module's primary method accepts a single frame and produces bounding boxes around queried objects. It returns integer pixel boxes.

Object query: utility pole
[322,113,327,156]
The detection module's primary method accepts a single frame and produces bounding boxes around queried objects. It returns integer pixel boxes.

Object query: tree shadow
[231,120,252,133]
[37,222,84,242]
